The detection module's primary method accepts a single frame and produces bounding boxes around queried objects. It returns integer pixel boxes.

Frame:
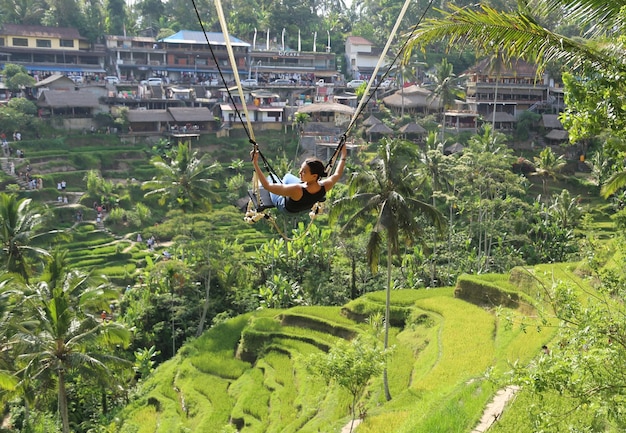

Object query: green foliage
[2,64,35,91]
[70,152,101,169]
[7,97,37,115]
[142,142,219,213]
[134,345,160,381]
[305,335,388,425]
[514,110,541,140]
[106,207,126,225]
[343,297,411,326]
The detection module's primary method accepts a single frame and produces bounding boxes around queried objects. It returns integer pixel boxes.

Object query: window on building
[0,38,4,46]
[36,39,52,48]
[60,39,74,48]
[12,38,28,47]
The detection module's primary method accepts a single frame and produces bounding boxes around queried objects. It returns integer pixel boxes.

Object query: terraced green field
[115,265,569,433]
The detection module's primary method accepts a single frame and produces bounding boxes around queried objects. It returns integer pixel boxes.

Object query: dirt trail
[339,385,519,433]
[471,385,519,432]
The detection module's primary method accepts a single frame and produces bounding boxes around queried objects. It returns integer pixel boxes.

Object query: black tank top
[285,185,326,213]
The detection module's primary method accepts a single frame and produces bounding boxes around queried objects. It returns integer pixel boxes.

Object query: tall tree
[417,131,454,285]
[0,193,51,283]
[80,0,105,43]
[142,141,220,213]
[0,0,46,24]
[10,251,131,433]
[104,0,126,35]
[425,58,464,113]
[453,125,527,273]
[532,146,566,197]
[331,138,446,400]
[135,0,165,35]
[42,0,85,29]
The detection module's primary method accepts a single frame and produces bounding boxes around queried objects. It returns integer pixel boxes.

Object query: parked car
[104,76,120,85]
[271,79,292,85]
[379,79,393,89]
[141,77,163,86]
[68,75,84,84]
[241,78,258,87]
[347,79,366,89]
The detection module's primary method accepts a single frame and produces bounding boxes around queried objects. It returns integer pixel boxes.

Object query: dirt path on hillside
[471,385,519,432]
[340,419,361,433]
[338,385,519,433]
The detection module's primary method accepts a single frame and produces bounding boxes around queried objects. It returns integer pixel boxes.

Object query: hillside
[1,128,620,433]
[113,263,580,433]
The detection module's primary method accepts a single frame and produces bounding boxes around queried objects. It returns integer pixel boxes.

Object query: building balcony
[467,82,548,91]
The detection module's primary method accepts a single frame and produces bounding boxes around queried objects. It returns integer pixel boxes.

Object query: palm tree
[468,123,509,155]
[142,141,220,213]
[417,132,456,286]
[532,146,566,197]
[424,59,465,140]
[0,193,53,282]
[331,138,446,400]
[388,53,423,117]
[10,251,131,433]
[486,52,508,128]
[425,58,464,113]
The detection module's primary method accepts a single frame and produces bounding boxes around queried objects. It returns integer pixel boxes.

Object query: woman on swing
[251,144,347,213]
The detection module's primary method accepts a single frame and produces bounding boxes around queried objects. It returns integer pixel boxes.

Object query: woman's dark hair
[305,158,327,179]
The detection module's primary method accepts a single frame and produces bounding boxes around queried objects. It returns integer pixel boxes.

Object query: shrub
[70,152,101,169]
[106,207,126,225]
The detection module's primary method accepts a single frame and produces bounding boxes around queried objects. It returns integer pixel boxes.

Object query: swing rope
[320,0,435,175]
[189,0,434,240]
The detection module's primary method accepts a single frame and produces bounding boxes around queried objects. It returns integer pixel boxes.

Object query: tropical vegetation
[0,0,626,431]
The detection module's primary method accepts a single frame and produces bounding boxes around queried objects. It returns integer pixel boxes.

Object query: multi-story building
[464,58,561,119]
[249,49,337,84]
[105,30,339,87]
[104,35,166,81]
[0,24,105,77]
[105,31,249,84]
[344,36,390,81]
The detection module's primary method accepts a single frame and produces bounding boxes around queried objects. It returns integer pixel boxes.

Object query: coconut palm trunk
[383,236,392,401]
[58,368,70,433]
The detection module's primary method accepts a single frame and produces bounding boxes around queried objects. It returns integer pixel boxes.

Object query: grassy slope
[115,267,574,433]
[15,133,616,431]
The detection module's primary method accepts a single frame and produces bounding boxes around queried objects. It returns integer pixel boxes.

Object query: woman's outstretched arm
[321,145,348,191]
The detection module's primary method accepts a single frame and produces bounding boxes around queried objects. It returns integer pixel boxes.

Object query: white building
[344,36,389,81]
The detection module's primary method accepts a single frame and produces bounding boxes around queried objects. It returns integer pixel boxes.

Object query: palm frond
[0,370,17,391]
[408,4,622,74]
[366,230,382,274]
[338,197,382,233]
[530,0,626,36]
[406,197,447,234]
[329,192,376,224]
[601,171,626,198]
